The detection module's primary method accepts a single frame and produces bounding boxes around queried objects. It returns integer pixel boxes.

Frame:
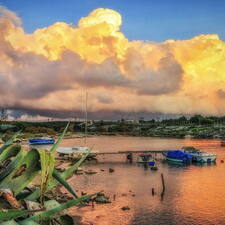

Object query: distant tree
[190,115,213,125]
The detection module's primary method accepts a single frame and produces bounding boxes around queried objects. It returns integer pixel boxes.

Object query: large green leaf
[0,149,24,182]
[0,209,34,222]
[0,131,21,154]
[0,220,19,225]
[17,221,40,225]
[20,193,96,224]
[25,150,90,201]
[60,150,90,180]
[37,122,70,198]
[0,149,40,195]
[52,169,78,198]
[38,149,55,197]
[50,122,69,153]
[0,144,21,164]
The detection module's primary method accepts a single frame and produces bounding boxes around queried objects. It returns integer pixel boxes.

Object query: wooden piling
[151,188,155,196]
[128,153,133,163]
[161,173,165,191]
[160,173,165,199]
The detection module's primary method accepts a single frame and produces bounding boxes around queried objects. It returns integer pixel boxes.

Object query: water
[61,137,225,225]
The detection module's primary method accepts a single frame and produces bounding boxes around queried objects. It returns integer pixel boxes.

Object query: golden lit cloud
[0,6,225,118]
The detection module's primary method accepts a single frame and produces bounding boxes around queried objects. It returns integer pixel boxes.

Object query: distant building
[125,120,139,124]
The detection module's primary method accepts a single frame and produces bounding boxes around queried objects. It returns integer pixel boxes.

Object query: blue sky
[1,0,225,42]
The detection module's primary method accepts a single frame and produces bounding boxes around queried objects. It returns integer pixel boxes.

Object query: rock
[94,193,111,204]
[151,166,158,171]
[121,206,130,210]
[85,169,97,175]
[75,171,84,175]
[109,168,114,173]
[221,160,224,163]
[100,169,105,172]
[96,192,104,196]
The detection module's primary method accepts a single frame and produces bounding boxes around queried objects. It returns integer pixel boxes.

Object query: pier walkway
[96,150,167,155]
[95,150,167,163]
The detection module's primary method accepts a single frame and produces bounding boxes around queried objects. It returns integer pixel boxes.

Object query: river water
[60,136,225,225]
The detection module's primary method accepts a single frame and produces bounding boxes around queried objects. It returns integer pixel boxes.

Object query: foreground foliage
[0,124,96,224]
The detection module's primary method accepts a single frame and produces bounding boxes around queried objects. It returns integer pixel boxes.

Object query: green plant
[0,123,97,224]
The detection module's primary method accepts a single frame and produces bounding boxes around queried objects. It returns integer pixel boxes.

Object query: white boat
[181,146,216,163]
[57,146,98,158]
[192,152,216,163]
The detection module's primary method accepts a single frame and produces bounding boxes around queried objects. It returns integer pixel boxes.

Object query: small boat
[192,152,216,163]
[137,153,153,163]
[181,146,217,163]
[57,146,98,159]
[29,138,55,145]
[163,150,193,163]
[221,141,225,147]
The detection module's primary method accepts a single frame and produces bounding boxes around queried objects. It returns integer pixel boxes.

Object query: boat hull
[164,150,193,163]
[29,139,55,145]
[192,154,216,163]
[166,157,188,163]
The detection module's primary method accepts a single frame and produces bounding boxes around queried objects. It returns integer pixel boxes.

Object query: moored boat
[163,150,193,163]
[192,152,216,163]
[57,146,98,159]
[181,146,217,163]
[29,138,55,145]
[137,153,153,163]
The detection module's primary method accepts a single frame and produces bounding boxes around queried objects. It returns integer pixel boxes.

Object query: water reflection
[60,137,225,224]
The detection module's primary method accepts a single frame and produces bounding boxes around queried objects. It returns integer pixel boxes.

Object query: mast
[84,92,88,145]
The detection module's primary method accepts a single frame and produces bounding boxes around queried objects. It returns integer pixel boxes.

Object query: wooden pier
[96,150,167,155]
[57,150,168,162]
[95,150,167,163]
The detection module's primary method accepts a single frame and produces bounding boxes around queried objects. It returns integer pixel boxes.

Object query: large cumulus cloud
[0,6,225,118]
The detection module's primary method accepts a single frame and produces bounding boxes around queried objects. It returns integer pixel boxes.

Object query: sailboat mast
[84,92,88,145]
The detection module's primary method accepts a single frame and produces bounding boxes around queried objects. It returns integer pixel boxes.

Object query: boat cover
[29,138,55,145]
[167,150,193,162]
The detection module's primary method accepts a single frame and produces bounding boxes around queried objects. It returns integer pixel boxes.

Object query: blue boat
[163,150,193,163]
[29,138,55,145]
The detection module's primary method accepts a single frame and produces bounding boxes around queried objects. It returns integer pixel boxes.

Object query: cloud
[0,5,21,26]
[0,6,225,118]
[217,89,225,98]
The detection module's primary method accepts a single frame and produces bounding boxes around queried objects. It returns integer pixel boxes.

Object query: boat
[29,138,55,145]
[192,152,216,163]
[57,92,98,160]
[221,141,225,147]
[57,146,98,158]
[137,153,153,163]
[181,146,217,163]
[163,150,193,163]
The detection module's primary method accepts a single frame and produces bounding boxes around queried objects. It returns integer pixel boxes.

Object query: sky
[0,1,225,120]
[1,0,225,42]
